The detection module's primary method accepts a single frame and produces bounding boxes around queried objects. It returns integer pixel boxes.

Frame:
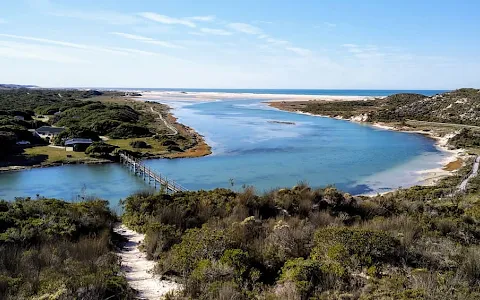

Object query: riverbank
[267,101,466,190]
[0,94,212,173]
[0,156,113,173]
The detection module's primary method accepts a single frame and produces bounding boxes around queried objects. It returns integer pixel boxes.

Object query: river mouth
[0,94,452,207]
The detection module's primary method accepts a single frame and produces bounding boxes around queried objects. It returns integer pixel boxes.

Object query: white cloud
[188,31,205,36]
[0,40,86,63]
[188,15,215,22]
[0,18,7,24]
[324,22,336,28]
[0,33,126,54]
[286,47,312,56]
[110,32,182,48]
[200,28,232,36]
[0,33,170,57]
[139,12,196,28]
[266,38,289,45]
[227,23,262,35]
[111,47,158,56]
[50,10,139,25]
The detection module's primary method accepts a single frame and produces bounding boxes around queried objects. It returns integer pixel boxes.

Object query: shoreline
[137,91,382,102]
[266,102,465,193]
[0,96,212,174]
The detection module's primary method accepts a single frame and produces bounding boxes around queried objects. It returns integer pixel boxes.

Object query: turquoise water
[0,94,450,208]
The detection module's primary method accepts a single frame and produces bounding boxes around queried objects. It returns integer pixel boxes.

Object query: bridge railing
[119,152,188,193]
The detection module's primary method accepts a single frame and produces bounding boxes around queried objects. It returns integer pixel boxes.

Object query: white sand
[114,224,180,300]
[372,125,465,186]
[138,91,381,102]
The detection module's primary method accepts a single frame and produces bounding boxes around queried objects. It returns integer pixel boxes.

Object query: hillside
[373,89,480,125]
[270,89,480,126]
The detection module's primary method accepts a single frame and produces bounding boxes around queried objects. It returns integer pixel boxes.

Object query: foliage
[293,89,480,126]
[122,170,480,299]
[129,140,151,149]
[0,198,134,299]
[85,142,118,157]
[449,128,480,148]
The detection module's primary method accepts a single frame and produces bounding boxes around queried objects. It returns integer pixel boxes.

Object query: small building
[34,126,65,139]
[65,138,93,152]
[14,115,25,121]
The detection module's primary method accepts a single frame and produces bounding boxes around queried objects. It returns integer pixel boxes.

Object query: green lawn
[24,146,92,164]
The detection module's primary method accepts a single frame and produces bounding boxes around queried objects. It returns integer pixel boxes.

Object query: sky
[1,0,480,89]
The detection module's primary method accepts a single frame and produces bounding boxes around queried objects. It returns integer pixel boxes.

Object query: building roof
[65,138,93,145]
[35,126,65,134]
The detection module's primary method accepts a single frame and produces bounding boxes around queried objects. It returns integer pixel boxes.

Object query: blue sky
[1,0,479,89]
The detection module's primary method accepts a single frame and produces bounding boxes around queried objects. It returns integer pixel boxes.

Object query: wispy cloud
[0,33,123,54]
[139,12,196,28]
[188,15,215,22]
[0,18,7,24]
[0,33,164,57]
[227,23,263,35]
[110,32,182,48]
[286,47,312,56]
[50,10,139,25]
[324,22,336,28]
[265,38,289,45]
[200,28,232,36]
[0,40,86,63]
[253,20,274,25]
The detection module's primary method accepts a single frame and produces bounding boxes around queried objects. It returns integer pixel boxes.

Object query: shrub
[109,123,152,139]
[129,140,151,149]
[85,142,118,157]
[310,227,401,269]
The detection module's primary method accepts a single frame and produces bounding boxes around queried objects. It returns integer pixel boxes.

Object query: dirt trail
[114,224,180,299]
[150,106,178,136]
[459,156,480,192]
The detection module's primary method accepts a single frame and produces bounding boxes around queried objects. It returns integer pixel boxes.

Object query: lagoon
[0,95,450,208]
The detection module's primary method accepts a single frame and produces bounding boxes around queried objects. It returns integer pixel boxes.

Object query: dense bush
[450,128,480,148]
[109,123,152,139]
[0,198,134,299]
[122,171,480,299]
[85,142,118,157]
[130,140,151,149]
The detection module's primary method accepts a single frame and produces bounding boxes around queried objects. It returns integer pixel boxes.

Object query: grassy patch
[24,146,92,164]
[108,138,169,155]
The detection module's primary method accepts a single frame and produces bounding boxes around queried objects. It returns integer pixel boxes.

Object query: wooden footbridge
[119,152,188,194]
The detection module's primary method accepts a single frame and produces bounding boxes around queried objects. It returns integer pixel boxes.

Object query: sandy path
[114,224,180,300]
[150,106,178,136]
[459,156,480,192]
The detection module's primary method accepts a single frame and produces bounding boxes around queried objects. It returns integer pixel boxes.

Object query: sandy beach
[139,91,381,102]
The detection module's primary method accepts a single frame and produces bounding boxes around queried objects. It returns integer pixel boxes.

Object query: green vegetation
[122,164,480,299]
[450,128,480,148]
[85,142,119,158]
[0,88,209,169]
[0,198,134,299]
[281,89,480,127]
